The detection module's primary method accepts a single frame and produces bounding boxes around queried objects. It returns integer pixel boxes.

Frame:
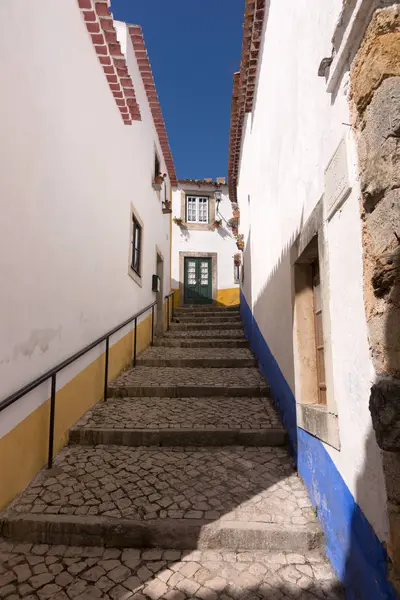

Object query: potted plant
[214,219,222,229]
[162,200,172,214]
[232,208,240,219]
[173,216,183,226]
[236,234,244,250]
[233,252,242,267]
[232,226,238,237]
[228,216,239,228]
[153,173,166,191]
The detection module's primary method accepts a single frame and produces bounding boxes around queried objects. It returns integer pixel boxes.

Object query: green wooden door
[184,257,212,304]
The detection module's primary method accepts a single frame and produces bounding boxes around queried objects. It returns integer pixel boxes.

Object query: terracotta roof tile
[77,0,141,125]
[228,0,266,203]
[128,25,177,187]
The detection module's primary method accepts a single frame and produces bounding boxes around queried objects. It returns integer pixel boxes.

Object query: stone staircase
[0,305,344,599]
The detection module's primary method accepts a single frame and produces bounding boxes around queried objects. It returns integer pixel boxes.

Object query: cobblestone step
[107,368,269,398]
[137,347,256,367]
[69,397,286,447]
[154,338,250,348]
[0,540,344,600]
[1,446,322,553]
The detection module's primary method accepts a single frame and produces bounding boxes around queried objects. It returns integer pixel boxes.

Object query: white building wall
[171,184,239,300]
[0,1,171,437]
[237,0,387,541]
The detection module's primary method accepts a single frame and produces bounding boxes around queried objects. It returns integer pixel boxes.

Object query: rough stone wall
[349,5,400,592]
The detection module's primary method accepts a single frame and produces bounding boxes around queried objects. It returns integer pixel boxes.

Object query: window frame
[131,215,142,277]
[186,196,209,224]
[291,200,339,449]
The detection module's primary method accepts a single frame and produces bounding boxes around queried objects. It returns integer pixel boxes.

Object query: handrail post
[48,374,57,470]
[151,304,155,346]
[166,296,170,332]
[104,336,109,402]
[171,292,175,321]
[133,317,138,367]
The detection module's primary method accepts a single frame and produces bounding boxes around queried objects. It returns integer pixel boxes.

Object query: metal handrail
[0,300,157,468]
[165,291,175,331]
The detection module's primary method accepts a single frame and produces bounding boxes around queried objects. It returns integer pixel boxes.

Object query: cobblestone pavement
[0,540,344,600]
[74,398,283,431]
[138,349,254,361]
[108,369,265,391]
[7,446,316,526]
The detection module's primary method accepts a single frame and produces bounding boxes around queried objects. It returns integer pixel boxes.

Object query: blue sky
[111,0,245,180]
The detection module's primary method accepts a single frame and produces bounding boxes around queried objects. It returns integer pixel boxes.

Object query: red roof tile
[128,25,177,187]
[228,0,267,203]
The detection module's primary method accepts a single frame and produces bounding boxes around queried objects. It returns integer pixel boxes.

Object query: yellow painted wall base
[216,288,240,306]
[172,288,180,308]
[173,287,239,307]
[0,313,154,511]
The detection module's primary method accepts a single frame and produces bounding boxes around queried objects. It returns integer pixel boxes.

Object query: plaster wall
[171,184,239,299]
[0,3,171,441]
[237,0,388,556]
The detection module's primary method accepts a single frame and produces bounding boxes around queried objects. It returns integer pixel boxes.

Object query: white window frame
[186,196,209,224]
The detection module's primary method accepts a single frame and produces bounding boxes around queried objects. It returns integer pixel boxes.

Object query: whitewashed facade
[171,181,240,306]
[229,1,399,598]
[0,0,175,511]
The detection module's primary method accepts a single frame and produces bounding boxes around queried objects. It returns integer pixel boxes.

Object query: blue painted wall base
[240,290,395,600]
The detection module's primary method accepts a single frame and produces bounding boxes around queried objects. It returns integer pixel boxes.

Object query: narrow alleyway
[0,306,344,599]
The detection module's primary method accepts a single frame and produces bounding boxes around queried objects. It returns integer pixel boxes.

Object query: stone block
[370,377,400,451]
[357,77,400,210]
[351,7,400,118]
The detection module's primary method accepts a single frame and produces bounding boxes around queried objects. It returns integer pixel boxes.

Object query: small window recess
[131,215,142,277]
[153,151,164,192]
[292,222,340,449]
[234,264,241,284]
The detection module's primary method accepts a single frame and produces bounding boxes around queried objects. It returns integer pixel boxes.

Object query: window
[131,216,142,276]
[186,196,209,224]
[154,152,161,179]
[291,202,339,449]
[234,264,241,284]
[312,260,326,404]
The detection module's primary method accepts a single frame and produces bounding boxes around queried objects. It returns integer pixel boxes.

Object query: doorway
[184,257,212,304]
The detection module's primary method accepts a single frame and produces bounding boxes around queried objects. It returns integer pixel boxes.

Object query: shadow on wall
[239,229,396,598]
[369,241,400,591]
[216,225,231,239]
[241,227,300,456]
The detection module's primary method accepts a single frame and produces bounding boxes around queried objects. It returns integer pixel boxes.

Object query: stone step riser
[174,317,242,323]
[165,333,245,340]
[153,339,250,348]
[174,313,241,321]
[175,307,240,313]
[0,516,323,552]
[69,428,286,447]
[136,358,256,367]
[170,323,243,331]
[108,385,270,399]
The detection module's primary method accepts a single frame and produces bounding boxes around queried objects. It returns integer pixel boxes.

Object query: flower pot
[233,209,240,218]
[162,201,172,215]
[236,240,244,250]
